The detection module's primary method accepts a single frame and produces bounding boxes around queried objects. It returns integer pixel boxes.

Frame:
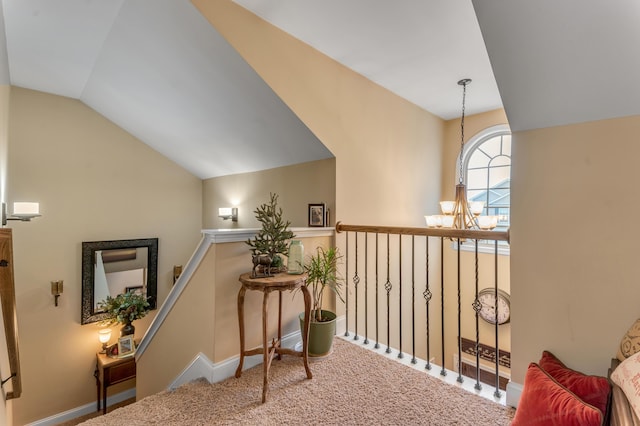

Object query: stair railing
[0,228,21,400]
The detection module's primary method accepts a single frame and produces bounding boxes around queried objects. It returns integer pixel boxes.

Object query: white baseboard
[169,330,303,390]
[27,388,135,426]
[506,381,523,408]
[335,314,346,336]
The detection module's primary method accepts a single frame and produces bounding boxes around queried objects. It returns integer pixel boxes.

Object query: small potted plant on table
[300,246,344,357]
[97,290,150,337]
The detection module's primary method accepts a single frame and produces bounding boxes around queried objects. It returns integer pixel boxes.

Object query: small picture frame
[117,335,135,357]
[308,204,325,227]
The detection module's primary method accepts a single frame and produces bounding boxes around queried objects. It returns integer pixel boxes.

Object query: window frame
[455,124,511,255]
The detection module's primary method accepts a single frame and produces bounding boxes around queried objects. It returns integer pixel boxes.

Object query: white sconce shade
[469,201,484,216]
[439,201,455,215]
[13,202,40,217]
[441,215,455,228]
[425,215,438,228]
[218,207,238,222]
[477,215,499,230]
[425,215,445,228]
[2,201,42,226]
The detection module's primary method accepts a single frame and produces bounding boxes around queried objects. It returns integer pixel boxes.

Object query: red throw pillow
[511,363,603,426]
[539,350,610,414]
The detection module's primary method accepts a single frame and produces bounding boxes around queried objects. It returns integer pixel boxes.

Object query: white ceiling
[1,0,638,178]
[233,0,503,120]
[1,0,333,179]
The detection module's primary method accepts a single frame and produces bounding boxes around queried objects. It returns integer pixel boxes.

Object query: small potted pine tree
[246,193,295,275]
[300,246,344,357]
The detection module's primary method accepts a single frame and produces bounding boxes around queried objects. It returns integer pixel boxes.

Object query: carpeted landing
[79,338,515,425]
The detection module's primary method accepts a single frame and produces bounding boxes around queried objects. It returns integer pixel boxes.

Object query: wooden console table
[235,272,313,403]
[94,352,136,414]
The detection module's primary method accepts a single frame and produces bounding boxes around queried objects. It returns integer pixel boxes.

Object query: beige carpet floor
[79,338,515,425]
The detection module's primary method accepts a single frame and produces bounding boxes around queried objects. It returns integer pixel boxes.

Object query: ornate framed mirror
[81,238,158,325]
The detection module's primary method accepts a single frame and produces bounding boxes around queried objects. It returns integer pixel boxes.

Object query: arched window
[460,124,511,244]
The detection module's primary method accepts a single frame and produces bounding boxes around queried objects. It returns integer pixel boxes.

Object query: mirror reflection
[93,247,148,312]
[81,238,158,325]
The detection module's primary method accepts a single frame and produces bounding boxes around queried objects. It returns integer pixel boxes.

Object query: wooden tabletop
[238,272,307,291]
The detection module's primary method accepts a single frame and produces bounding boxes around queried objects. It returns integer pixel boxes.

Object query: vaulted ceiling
[1,0,638,179]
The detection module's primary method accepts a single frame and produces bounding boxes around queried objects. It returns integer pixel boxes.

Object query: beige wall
[511,115,640,383]
[203,158,335,229]
[137,233,333,398]
[7,87,202,425]
[193,0,444,230]
[193,0,445,344]
[136,242,217,400]
[194,0,512,373]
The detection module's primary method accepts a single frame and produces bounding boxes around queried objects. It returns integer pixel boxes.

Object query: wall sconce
[2,202,41,226]
[51,280,63,307]
[218,207,238,222]
[98,328,112,354]
[173,265,183,284]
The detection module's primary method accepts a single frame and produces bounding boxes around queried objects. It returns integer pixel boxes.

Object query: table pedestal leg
[300,284,313,379]
[277,291,282,360]
[94,368,100,412]
[262,290,270,403]
[235,287,247,378]
[102,382,107,414]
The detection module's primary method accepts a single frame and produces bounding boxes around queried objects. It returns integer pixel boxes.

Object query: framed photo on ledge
[308,203,325,227]
[117,335,135,357]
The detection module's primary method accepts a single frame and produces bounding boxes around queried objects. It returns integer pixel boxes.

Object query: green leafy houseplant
[305,246,344,322]
[245,193,295,268]
[97,291,150,326]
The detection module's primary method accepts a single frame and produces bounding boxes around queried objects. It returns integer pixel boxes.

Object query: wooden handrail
[0,229,21,400]
[335,222,510,243]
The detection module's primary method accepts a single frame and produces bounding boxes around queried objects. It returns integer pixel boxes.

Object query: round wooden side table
[235,272,313,403]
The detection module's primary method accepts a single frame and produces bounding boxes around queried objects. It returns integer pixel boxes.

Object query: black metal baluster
[353,232,360,341]
[440,237,446,377]
[424,237,432,370]
[411,235,417,364]
[385,233,392,354]
[375,233,380,349]
[344,231,349,337]
[471,239,482,391]
[457,238,463,384]
[364,233,369,345]
[494,240,501,398]
[398,235,403,359]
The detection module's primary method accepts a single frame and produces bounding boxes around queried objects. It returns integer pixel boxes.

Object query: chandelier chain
[457,79,470,185]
